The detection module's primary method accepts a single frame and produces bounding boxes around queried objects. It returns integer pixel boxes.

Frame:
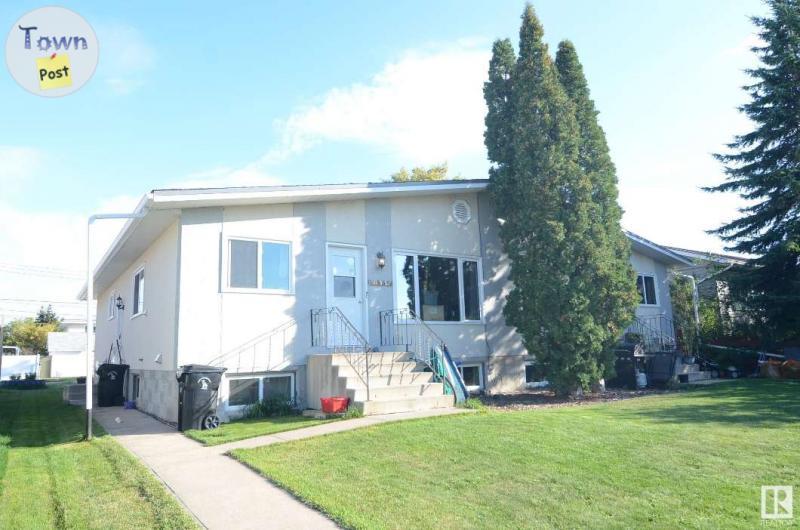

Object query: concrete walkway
[94,406,465,529]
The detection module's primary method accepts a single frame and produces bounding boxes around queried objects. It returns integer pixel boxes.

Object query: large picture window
[228,238,291,292]
[636,274,658,305]
[393,253,482,322]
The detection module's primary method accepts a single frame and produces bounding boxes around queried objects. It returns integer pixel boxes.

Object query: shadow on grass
[614,379,800,427]
[0,384,109,448]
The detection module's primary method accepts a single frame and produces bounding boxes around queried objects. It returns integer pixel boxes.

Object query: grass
[185,415,338,446]
[234,379,800,529]
[0,383,197,529]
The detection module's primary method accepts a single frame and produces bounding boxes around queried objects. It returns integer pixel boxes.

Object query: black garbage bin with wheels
[96,363,129,407]
[177,365,226,431]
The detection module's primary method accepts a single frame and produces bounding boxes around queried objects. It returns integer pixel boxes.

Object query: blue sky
[0,0,766,320]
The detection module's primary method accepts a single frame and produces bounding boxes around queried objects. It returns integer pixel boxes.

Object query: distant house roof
[664,246,748,266]
[80,179,691,297]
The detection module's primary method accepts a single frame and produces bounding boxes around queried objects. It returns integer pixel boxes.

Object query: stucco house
[86,179,691,424]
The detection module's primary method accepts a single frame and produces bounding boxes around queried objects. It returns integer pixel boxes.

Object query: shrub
[243,396,296,419]
[457,397,487,411]
[24,372,36,380]
[342,406,364,419]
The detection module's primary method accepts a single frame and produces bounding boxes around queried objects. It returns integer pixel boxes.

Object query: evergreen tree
[486,5,628,394]
[704,0,800,341]
[555,41,639,352]
[35,305,61,326]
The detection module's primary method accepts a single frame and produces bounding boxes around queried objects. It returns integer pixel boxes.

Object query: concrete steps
[308,351,453,416]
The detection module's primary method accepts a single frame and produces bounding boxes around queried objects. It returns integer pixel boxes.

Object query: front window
[132,269,145,315]
[393,253,482,322]
[229,238,291,292]
[636,274,658,305]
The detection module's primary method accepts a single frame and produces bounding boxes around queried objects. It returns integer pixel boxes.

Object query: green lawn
[185,415,338,446]
[0,383,197,529]
[234,379,800,529]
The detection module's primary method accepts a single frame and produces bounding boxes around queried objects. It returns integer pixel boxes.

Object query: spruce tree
[704,0,800,341]
[555,41,639,353]
[486,5,625,394]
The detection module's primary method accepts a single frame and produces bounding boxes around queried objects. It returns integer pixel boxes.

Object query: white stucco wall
[630,251,674,321]
[94,221,180,372]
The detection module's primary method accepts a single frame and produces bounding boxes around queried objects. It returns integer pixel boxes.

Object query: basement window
[636,274,658,306]
[458,364,483,392]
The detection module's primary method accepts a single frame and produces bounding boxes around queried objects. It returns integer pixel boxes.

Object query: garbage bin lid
[179,364,227,374]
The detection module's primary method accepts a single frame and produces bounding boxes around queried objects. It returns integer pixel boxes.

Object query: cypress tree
[704,0,800,342]
[486,5,620,394]
[555,41,639,353]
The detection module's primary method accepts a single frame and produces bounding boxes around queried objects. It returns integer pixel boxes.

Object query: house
[46,330,87,378]
[85,179,692,424]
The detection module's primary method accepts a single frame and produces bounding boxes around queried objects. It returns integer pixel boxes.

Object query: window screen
[460,365,481,388]
[133,270,145,315]
[229,378,259,406]
[263,376,292,400]
[230,240,258,288]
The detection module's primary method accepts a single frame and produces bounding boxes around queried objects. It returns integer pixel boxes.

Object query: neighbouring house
[46,330,87,378]
[83,179,692,424]
[666,246,750,329]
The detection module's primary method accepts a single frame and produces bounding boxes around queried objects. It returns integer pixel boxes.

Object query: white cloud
[261,42,491,166]
[0,146,44,191]
[97,24,156,95]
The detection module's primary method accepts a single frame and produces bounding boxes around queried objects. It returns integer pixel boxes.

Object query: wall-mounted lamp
[115,295,125,311]
[376,251,386,269]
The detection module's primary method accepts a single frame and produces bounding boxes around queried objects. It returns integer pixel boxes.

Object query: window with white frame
[226,373,294,409]
[228,238,291,292]
[107,294,116,320]
[132,268,145,316]
[458,363,483,391]
[636,274,658,305]
[393,253,482,322]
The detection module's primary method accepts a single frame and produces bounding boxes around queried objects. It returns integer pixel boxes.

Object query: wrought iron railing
[379,308,468,402]
[310,307,372,401]
[623,315,677,353]
[207,317,298,373]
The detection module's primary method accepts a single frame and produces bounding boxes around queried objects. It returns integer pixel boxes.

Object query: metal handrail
[624,315,677,353]
[208,317,298,373]
[310,307,372,401]
[379,308,468,402]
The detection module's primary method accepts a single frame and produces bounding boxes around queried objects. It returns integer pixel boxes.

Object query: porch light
[115,295,125,311]
[376,251,386,269]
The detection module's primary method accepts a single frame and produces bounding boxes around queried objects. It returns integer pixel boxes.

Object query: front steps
[306,351,455,415]
[675,359,717,384]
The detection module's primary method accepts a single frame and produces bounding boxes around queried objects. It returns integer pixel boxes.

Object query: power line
[0,262,84,280]
[0,297,82,305]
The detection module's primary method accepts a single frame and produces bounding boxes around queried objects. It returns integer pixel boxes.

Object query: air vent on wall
[452,200,472,224]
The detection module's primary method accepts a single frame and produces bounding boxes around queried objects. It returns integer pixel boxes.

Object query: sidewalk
[94,406,465,529]
[94,407,338,530]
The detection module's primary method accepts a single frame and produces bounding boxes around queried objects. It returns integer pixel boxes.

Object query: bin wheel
[202,413,220,430]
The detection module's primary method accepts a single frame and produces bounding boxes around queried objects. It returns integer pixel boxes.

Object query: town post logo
[5,7,98,97]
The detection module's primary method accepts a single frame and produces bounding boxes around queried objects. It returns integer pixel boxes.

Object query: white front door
[326,245,367,339]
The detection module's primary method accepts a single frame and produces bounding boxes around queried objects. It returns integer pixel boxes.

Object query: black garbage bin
[96,363,129,407]
[177,365,226,431]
